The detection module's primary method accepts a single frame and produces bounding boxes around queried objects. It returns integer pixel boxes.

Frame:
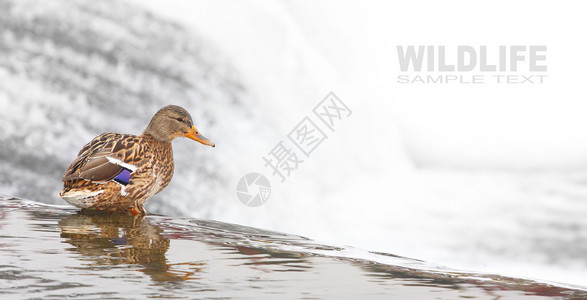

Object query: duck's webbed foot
[131,204,146,216]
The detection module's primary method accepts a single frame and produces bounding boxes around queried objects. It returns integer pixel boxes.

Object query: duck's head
[143,105,215,147]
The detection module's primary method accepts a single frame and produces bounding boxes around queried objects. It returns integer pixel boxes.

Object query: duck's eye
[176,117,185,123]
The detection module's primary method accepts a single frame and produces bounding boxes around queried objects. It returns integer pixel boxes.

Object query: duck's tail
[59,188,104,209]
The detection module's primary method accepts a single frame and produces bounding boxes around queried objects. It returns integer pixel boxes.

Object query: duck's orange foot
[131,206,146,216]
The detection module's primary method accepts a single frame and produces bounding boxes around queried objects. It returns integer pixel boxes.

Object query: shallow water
[0,197,585,299]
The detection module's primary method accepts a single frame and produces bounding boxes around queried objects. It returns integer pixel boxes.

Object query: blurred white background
[132,0,587,286]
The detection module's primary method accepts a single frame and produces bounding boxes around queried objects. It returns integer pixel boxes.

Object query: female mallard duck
[59,105,215,215]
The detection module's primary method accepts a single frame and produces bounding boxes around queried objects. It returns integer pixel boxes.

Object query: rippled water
[1,198,585,299]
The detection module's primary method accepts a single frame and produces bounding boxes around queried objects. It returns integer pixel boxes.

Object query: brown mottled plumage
[59,105,215,215]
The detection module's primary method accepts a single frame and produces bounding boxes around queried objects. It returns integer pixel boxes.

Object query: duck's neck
[142,124,175,142]
[141,132,173,145]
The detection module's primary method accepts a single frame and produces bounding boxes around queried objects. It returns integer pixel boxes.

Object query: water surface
[0,197,585,299]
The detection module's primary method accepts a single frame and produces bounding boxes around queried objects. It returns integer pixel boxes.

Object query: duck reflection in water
[58,211,199,282]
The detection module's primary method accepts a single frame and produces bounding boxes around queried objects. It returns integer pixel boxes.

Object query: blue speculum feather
[114,168,132,185]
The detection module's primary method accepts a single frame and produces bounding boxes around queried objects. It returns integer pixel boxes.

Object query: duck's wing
[62,133,144,183]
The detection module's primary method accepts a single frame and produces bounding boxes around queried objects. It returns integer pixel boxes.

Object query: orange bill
[185,125,215,147]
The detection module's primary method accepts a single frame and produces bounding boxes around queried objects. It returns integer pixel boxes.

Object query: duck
[59,105,215,215]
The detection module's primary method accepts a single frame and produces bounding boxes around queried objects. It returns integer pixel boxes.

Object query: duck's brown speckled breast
[129,135,174,204]
[151,138,174,194]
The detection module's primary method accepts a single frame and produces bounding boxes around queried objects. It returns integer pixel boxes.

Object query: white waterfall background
[1,0,587,289]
